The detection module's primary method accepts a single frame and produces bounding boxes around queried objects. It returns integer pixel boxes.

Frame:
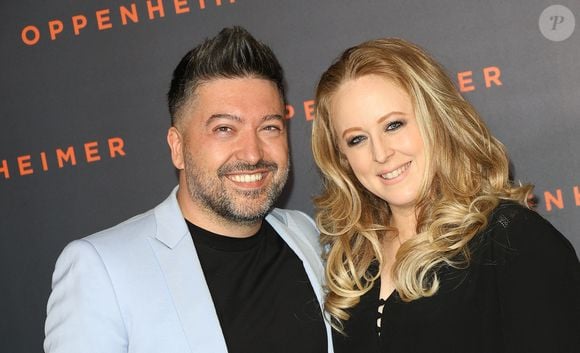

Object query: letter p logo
[539,5,575,41]
[550,15,565,30]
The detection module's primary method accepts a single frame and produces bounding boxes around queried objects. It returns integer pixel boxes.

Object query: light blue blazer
[44,187,334,353]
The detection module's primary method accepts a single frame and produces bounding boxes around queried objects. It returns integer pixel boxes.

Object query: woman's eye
[346,135,366,147]
[385,120,404,131]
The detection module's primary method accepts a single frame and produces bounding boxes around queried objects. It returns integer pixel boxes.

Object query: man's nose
[235,131,264,164]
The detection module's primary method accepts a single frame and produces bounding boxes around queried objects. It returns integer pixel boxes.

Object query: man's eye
[385,120,404,131]
[263,125,281,131]
[346,135,366,147]
[215,126,233,133]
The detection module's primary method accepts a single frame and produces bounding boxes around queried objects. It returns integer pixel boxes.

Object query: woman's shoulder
[480,200,577,263]
[488,200,548,229]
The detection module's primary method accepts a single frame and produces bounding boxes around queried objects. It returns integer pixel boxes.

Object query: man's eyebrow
[205,114,242,126]
[205,114,284,126]
[263,114,284,122]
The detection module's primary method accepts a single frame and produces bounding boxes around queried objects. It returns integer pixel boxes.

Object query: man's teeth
[230,173,263,183]
[381,162,410,180]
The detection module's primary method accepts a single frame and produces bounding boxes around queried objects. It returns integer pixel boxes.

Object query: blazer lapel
[266,210,325,307]
[266,209,335,353]
[151,189,229,353]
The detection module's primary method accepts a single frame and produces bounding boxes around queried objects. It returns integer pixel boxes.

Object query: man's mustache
[217,160,278,176]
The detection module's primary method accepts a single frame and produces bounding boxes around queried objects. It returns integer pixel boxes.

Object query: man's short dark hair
[167,26,286,126]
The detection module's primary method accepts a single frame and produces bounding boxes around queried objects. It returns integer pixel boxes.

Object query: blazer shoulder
[268,208,319,242]
[81,207,158,253]
[83,188,181,246]
[269,208,317,231]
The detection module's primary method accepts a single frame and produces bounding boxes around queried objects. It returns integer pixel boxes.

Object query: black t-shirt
[186,220,327,353]
[333,202,580,353]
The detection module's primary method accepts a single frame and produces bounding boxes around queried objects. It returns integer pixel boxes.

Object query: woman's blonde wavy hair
[311,38,532,328]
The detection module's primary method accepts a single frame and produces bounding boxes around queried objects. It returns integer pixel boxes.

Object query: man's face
[169,77,289,225]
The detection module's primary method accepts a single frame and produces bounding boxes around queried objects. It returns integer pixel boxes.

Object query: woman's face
[330,74,426,215]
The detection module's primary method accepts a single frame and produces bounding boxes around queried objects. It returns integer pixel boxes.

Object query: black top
[333,202,580,353]
[186,220,327,353]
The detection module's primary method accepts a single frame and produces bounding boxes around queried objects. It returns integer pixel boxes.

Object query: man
[44,27,332,353]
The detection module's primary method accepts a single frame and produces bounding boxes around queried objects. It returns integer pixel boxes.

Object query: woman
[311,38,580,353]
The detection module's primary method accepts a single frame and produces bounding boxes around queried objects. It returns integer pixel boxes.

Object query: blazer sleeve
[492,206,580,353]
[44,239,128,353]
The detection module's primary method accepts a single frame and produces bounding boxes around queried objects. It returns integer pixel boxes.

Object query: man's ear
[167,126,185,170]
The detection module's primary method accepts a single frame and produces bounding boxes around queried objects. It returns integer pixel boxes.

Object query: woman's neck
[390,207,417,243]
